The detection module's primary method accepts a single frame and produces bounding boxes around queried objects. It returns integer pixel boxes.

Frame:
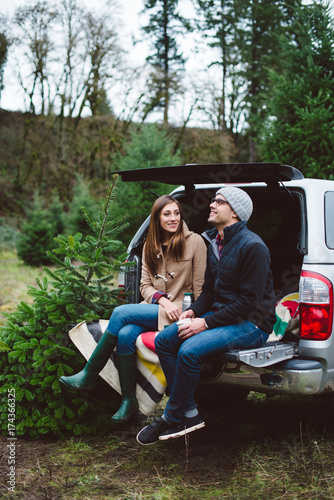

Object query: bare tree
[11,0,122,119]
[195,71,246,135]
[0,15,10,101]
[78,5,121,119]
[194,0,246,135]
[13,1,58,115]
[55,0,86,118]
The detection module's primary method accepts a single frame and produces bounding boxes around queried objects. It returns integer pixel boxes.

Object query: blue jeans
[106,304,159,354]
[155,314,269,423]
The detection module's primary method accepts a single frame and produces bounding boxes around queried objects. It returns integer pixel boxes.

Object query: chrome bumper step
[221,342,299,368]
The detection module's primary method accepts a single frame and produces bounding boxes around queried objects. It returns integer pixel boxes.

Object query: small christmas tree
[17,193,56,267]
[0,176,131,438]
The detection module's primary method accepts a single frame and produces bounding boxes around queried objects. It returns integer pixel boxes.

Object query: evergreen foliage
[17,193,56,267]
[142,0,190,124]
[237,0,302,120]
[0,177,130,438]
[195,0,303,128]
[0,14,9,98]
[64,177,100,238]
[258,2,334,178]
[48,193,65,237]
[112,123,180,246]
[0,28,8,97]
[196,0,244,133]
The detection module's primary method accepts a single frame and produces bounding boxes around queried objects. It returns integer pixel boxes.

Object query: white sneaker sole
[136,425,163,446]
[159,421,205,440]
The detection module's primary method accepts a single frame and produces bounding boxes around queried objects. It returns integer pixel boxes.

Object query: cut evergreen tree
[0,176,131,438]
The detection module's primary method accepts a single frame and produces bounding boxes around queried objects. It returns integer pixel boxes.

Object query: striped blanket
[69,321,167,415]
[268,292,299,342]
[68,293,299,415]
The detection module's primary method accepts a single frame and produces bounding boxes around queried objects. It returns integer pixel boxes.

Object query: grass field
[1,251,334,499]
[0,250,46,325]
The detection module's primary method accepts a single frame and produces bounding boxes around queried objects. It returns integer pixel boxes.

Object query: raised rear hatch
[111,162,304,187]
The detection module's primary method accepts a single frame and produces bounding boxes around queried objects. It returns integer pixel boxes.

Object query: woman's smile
[160,202,181,238]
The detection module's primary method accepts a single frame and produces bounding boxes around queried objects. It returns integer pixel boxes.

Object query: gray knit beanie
[216,187,253,222]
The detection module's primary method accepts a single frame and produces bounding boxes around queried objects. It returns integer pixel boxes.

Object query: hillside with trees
[0,0,333,246]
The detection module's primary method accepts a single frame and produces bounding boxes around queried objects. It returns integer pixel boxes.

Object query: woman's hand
[158,297,182,322]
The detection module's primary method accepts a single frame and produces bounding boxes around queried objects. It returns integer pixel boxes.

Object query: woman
[60,195,207,424]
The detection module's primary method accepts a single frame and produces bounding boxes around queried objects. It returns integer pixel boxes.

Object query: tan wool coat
[140,222,207,331]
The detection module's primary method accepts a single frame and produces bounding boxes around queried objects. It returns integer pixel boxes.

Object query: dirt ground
[2,393,334,500]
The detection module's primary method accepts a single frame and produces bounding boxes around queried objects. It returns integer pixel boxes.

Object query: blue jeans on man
[155,313,269,423]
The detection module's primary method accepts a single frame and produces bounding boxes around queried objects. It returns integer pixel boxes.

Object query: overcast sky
[0,0,204,123]
[0,0,146,110]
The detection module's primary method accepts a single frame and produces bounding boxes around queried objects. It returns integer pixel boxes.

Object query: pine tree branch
[85,175,118,285]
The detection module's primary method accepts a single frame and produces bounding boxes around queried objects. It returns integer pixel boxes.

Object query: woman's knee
[111,304,130,321]
[109,306,120,325]
[118,324,138,341]
[117,324,143,353]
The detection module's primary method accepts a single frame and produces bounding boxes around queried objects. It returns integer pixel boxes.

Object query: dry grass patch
[0,251,47,323]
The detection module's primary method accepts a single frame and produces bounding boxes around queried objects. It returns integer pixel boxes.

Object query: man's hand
[178,309,195,321]
[178,317,206,339]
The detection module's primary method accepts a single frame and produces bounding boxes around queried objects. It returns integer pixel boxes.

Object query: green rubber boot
[111,352,139,424]
[59,330,117,391]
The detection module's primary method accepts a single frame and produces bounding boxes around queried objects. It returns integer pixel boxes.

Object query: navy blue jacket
[191,221,276,334]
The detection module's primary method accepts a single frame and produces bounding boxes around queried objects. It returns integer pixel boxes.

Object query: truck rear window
[325,192,334,249]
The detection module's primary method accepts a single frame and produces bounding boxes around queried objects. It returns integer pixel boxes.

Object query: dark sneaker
[136,418,171,446]
[159,414,205,441]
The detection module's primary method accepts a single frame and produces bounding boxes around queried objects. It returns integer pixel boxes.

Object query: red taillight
[299,271,333,340]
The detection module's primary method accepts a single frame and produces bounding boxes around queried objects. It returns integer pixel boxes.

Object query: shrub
[0,177,131,438]
[16,193,55,267]
[64,177,100,238]
[48,193,66,236]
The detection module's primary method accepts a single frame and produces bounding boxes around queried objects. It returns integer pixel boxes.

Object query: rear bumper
[201,358,324,396]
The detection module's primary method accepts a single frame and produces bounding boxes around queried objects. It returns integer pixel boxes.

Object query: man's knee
[155,331,165,353]
[155,324,178,352]
[178,342,202,367]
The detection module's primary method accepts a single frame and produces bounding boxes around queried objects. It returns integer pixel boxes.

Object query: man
[136,186,276,446]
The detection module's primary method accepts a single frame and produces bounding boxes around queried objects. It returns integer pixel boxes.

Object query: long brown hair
[144,195,185,276]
